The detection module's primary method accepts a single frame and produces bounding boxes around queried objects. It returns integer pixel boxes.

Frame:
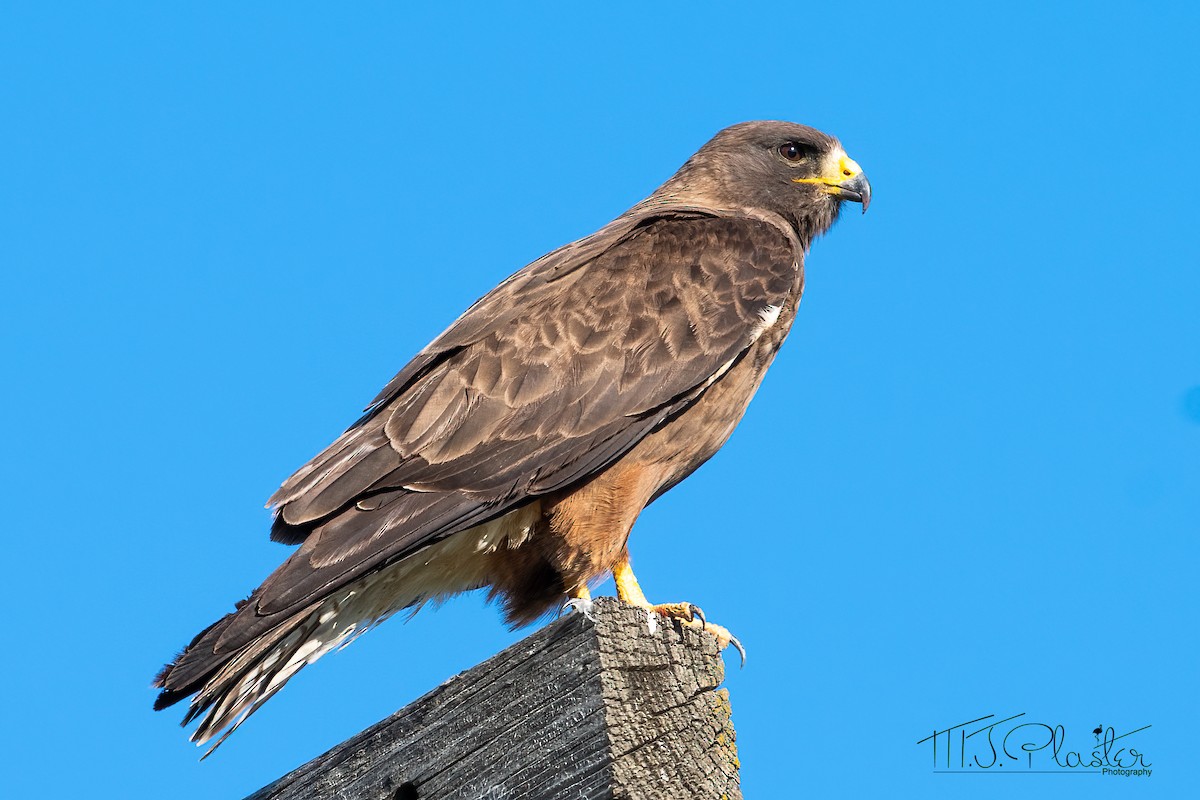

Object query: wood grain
[245,598,740,800]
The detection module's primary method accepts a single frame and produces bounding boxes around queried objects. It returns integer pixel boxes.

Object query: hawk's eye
[779,142,806,162]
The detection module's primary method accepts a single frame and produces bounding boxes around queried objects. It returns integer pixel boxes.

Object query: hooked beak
[832,171,871,212]
[794,152,872,213]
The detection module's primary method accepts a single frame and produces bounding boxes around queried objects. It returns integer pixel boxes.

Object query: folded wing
[154,212,799,744]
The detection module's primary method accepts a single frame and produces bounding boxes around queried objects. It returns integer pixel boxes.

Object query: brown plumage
[153,120,871,752]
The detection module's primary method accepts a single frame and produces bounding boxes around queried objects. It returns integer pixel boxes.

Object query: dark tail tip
[153,686,190,711]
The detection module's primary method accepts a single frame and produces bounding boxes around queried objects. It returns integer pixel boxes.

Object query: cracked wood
[244,598,740,800]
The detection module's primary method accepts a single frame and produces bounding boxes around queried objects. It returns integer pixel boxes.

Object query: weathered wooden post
[245,598,741,800]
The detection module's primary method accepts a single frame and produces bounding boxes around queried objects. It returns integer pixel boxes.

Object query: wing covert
[255,213,799,623]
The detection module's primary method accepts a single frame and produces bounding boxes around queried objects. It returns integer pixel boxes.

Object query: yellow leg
[612,551,745,665]
[612,556,649,607]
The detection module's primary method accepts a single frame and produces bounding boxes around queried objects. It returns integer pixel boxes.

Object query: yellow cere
[793,150,861,190]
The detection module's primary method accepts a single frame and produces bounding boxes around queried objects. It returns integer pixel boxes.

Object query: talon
[690,620,745,666]
[610,550,742,663]
[563,597,595,622]
[729,634,747,668]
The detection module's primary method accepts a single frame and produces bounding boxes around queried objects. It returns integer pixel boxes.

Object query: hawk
[154,120,871,752]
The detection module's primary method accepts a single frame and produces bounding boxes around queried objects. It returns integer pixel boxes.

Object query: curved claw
[689,604,707,630]
[563,597,596,622]
[728,634,747,668]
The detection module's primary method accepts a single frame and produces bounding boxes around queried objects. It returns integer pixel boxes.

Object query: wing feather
[233,213,797,644]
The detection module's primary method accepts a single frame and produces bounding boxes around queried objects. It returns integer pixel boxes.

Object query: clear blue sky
[2,3,1196,798]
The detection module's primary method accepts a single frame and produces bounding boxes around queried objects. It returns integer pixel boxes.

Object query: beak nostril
[842,169,853,177]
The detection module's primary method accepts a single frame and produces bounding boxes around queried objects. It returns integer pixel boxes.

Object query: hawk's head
[665,120,871,244]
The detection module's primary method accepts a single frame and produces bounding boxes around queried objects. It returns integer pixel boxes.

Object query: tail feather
[153,572,404,752]
[153,509,532,751]
[153,595,256,710]
[153,597,331,752]
[187,614,317,756]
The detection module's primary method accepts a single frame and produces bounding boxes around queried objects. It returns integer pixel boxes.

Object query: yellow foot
[612,554,746,666]
[646,601,746,666]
